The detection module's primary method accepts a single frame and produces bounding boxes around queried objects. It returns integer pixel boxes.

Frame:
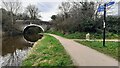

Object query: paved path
[49,34,118,66]
[73,39,120,42]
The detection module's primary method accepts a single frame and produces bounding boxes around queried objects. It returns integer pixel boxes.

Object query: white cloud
[0,1,2,8]
[40,12,57,21]
[97,2,119,16]
[37,2,60,21]
[107,2,118,15]
[19,1,61,21]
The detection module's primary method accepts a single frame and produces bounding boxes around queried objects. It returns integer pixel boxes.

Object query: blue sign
[97,1,115,12]
[98,5,104,12]
[106,1,115,6]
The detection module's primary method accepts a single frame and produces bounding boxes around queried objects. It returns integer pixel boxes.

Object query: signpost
[97,1,115,47]
[106,1,115,6]
[98,1,115,12]
[103,4,106,47]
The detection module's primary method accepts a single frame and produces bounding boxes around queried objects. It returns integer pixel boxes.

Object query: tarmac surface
[49,34,119,66]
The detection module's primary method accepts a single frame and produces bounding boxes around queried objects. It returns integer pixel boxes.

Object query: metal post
[103,4,106,47]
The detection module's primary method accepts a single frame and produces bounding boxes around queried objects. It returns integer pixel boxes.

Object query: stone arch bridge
[14,20,50,32]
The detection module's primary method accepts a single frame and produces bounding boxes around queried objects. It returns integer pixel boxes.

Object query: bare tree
[51,1,97,33]
[26,4,40,20]
[2,0,22,24]
[59,2,72,19]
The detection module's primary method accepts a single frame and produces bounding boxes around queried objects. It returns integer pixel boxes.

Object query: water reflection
[2,35,33,56]
[0,48,31,67]
[0,25,43,66]
[0,35,33,67]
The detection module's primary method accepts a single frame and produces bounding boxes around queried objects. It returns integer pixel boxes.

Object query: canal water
[0,25,43,67]
[0,35,33,67]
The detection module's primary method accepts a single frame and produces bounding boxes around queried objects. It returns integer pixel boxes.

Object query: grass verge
[76,41,120,61]
[46,30,119,39]
[22,35,73,66]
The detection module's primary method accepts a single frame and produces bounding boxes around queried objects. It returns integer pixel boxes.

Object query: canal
[0,35,33,67]
[0,25,43,67]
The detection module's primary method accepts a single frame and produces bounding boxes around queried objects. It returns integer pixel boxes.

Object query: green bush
[106,32,119,39]
[46,30,119,39]
[64,32,86,39]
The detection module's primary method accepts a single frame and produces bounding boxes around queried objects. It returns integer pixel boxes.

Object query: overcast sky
[0,0,120,21]
[37,2,60,21]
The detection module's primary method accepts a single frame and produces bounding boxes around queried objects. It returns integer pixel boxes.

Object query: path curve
[49,34,118,66]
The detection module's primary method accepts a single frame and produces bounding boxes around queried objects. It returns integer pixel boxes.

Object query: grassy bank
[22,35,73,66]
[46,31,119,39]
[76,41,120,61]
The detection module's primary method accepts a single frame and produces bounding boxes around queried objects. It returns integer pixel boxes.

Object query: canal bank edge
[22,35,73,66]
[22,36,45,60]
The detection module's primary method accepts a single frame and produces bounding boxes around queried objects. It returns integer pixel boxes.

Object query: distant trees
[26,4,40,20]
[51,1,96,34]
[51,15,56,20]
[73,2,95,32]
[2,0,22,24]
[16,13,31,20]
[1,0,23,35]
[106,16,119,33]
[1,1,42,35]
[1,8,12,32]
[51,1,119,34]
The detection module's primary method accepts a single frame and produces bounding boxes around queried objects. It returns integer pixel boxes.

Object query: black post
[103,4,106,47]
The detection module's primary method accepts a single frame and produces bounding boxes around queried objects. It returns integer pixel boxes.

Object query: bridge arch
[23,24,45,32]
[23,24,44,42]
